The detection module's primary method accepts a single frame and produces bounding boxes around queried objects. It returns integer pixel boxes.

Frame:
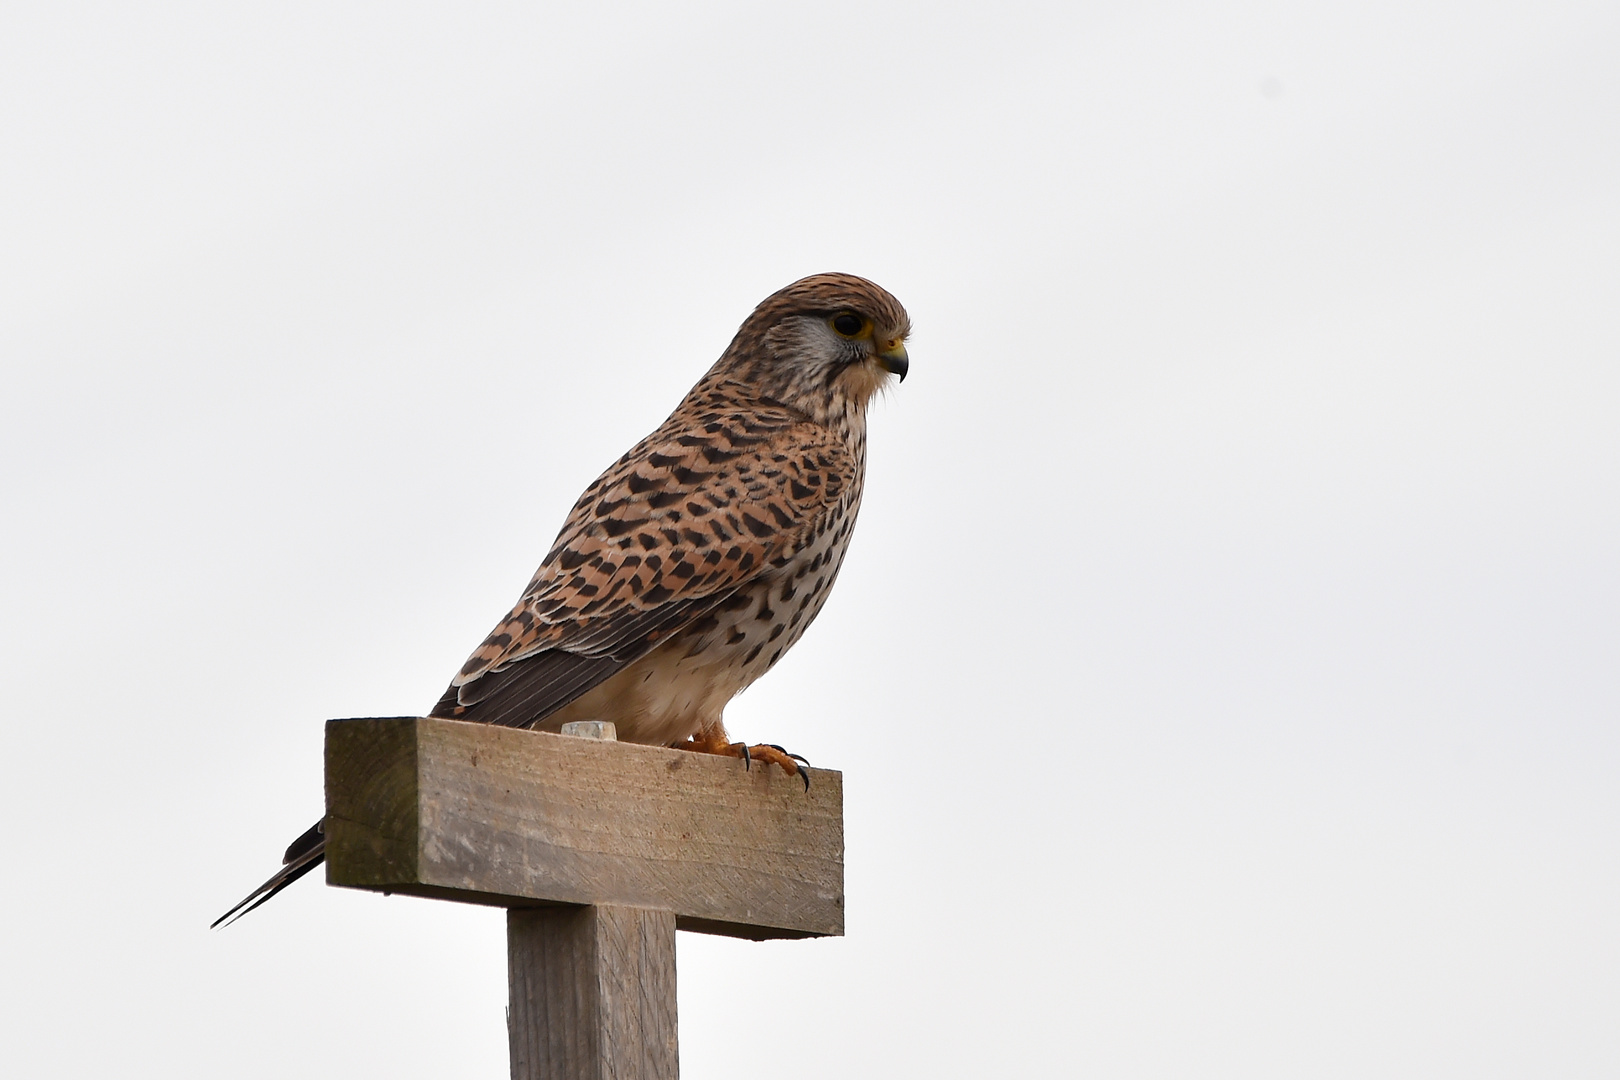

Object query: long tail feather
[211,820,326,929]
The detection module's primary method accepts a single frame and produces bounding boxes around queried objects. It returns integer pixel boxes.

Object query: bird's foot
[676,728,810,790]
[739,743,811,790]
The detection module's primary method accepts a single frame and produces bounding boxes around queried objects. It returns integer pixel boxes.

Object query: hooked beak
[877,340,909,382]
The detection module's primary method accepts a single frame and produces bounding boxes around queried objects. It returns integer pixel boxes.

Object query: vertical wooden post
[507,905,679,1080]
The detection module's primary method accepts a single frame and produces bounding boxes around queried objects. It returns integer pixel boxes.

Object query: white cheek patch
[773,315,851,365]
[765,315,879,402]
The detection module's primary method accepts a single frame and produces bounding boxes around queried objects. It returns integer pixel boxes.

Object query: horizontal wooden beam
[323,716,843,940]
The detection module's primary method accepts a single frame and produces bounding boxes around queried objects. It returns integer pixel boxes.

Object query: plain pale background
[3,2,1616,1076]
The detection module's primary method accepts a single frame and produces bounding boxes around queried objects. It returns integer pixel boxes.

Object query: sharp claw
[796,763,811,791]
[767,743,812,767]
[738,742,751,770]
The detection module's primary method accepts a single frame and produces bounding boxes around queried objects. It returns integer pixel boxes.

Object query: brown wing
[431,384,854,728]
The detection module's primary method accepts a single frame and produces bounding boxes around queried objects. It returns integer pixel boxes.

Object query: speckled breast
[665,468,865,688]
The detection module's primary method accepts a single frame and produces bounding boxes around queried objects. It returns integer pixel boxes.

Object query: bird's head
[718,273,910,422]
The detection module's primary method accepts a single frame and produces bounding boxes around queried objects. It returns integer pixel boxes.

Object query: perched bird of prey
[214,272,910,928]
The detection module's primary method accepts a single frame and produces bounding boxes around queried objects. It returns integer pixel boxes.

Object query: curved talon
[679,733,810,790]
[741,744,810,787]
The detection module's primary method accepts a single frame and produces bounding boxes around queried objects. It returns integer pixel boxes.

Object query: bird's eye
[831,313,864,337]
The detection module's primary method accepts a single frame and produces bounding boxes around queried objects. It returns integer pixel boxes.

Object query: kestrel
[214,273,910,927]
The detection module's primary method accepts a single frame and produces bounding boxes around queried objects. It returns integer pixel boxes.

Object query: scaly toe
[766,743,812,768]
[743,743,810,788]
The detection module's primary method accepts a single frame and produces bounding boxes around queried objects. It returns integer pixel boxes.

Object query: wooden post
[322,715,843,1076]
[507,906,678,1080]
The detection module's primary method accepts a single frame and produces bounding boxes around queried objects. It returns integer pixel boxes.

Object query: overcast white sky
[3,2,1617,1077]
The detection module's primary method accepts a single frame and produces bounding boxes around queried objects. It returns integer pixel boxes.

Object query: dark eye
[832,313,863,336]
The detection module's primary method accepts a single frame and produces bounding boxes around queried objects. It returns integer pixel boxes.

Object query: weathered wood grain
[507,906,678,1080]
[324,716,843,939]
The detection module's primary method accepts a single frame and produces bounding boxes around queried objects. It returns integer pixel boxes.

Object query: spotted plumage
[213,272,910,927]
[428,272,909,746]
